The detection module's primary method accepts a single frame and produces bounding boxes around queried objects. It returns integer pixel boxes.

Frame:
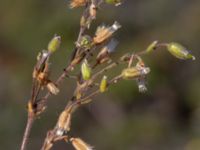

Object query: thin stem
[43,65,73,103]
[21,82,41,150]
[77,27,85,43]
[92,62,118,79]
[20,115,35,150]
[78,89,100,104]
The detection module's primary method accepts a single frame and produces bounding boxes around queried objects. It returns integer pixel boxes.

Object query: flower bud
[167,42,195,60]
[145,41,158,53]
[70,137,93,150]
[48,35,61,53]
[121,67,150,80]
[81,59,92,80]
[100,76,108,93]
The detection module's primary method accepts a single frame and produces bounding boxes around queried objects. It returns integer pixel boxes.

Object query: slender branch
[21,81,41,150]
[20,114,35,150]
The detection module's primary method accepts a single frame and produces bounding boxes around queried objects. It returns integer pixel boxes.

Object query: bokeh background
[0,0,200,149]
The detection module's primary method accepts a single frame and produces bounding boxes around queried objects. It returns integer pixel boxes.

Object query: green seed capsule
[167,42,195,60]
[146,41,158,53]
[121,67,150,80]
[48,35,61,53]
[81,59,91,80]
[100,76,108,93]
[105,0,121,6]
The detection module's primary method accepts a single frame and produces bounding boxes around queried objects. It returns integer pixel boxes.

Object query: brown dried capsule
[70,0,87,8]
[70,137,93,150]
[89,3,97,19]
[93,22,121,44]
[46,82,59,95]
[56,110,72,136]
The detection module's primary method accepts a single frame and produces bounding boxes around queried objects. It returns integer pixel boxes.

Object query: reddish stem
[20,114,35,150]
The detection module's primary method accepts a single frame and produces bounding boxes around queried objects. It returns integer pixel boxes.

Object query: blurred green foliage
[0,0,200,150]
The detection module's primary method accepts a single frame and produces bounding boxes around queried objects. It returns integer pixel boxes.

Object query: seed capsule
[70,137,93,150]
[93,22,121,44]
[167,42,195,60]
[47,82,59,95]
[81,59,92,80]
[121,67,150,80]
[100,76,108,93]
[89,3,97,19]
[47,35,61,53]
[56,110,72,136]
[105,0,122,6]
[70,0,87,8]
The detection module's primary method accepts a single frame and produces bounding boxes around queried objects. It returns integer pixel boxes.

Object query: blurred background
[0,0,200,149]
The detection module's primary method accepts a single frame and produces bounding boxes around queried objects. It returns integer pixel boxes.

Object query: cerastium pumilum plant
[20,0,196,150]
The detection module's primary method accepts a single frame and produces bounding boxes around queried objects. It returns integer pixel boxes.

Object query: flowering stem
[20,3,94,149]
